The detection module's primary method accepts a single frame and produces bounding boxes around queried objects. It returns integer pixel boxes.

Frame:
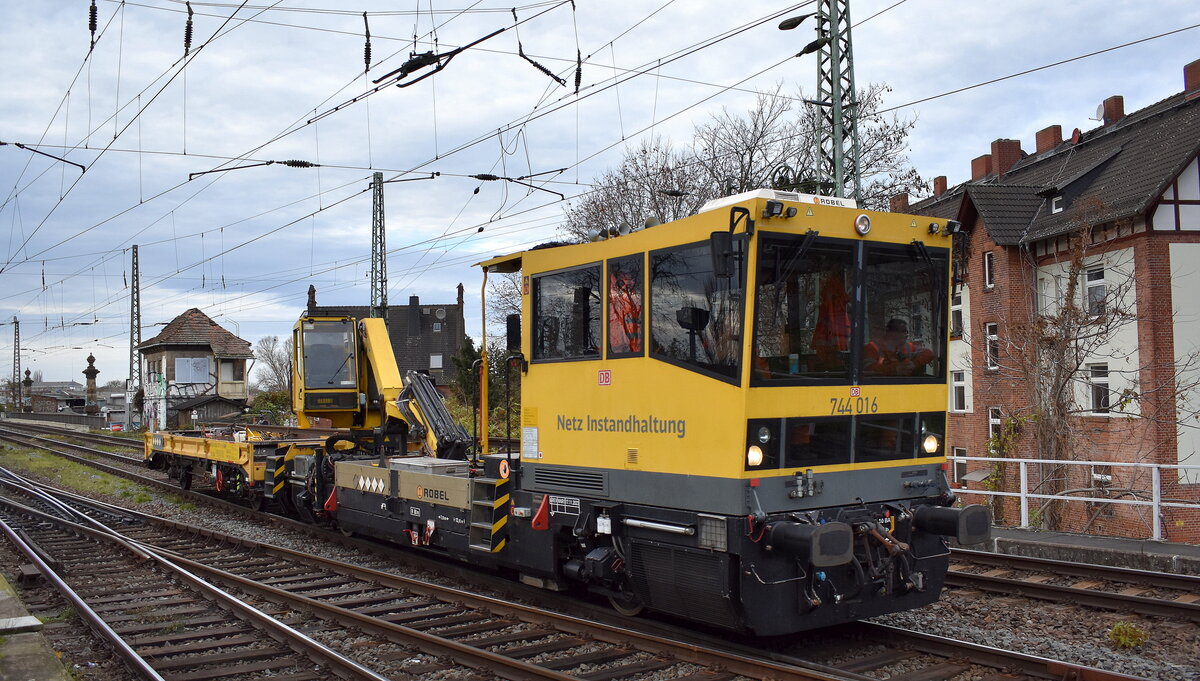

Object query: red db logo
[598,370,612,386]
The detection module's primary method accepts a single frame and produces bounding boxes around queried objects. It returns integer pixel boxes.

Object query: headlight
[757,426,771,444]
[923,433,940,454]
[747,445,764,467]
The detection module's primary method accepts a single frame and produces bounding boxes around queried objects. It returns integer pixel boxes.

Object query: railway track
[0,470,842,681]
[0,473,393,681]
[948,548,1200,622]
[0,420,1170,680]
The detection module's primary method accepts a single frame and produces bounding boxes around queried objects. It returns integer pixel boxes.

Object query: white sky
[2,0,1198,383]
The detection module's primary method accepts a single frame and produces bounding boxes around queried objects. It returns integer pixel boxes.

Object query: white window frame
[1085,266,1106,317]
[988,407,1003,453]
[984,251,995,289]
[951,447,968,484]
[950,293,963,336]
[1088,363,1110,414]
[1052,195,1064,214]
[429,353,443,370]
[985,323,999,370]
[951,370,967,412]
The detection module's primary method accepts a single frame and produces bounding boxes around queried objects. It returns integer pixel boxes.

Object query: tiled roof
[913,91,1200,244]
[964,185,1046,245]
[139,308,253,358]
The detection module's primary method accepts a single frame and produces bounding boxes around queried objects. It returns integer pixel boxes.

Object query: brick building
[906,59,1200,543]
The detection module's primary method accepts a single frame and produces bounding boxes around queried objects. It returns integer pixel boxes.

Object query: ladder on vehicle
[468,476,510,552]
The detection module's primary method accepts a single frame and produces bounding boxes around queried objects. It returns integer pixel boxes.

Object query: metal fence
[950,454,1200,542]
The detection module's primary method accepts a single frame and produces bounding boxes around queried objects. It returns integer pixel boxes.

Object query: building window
[219,359,244,381]
[1089,363,1110,413]
[951,447,968,484]
[1052,195,1063,214]
[985,323,999,370]
[429,353,443,370]
[988,407,1002,453]
[951,371,967,411]
[950,293,963,337]
[1085,266,1106,317]
[984,251,995,288]
[433,322,442,333]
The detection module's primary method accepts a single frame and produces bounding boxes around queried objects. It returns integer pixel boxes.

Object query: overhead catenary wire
[7,5,1197,358]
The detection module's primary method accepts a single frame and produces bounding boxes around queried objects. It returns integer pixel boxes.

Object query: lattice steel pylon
[815,0,862,199]
[127,245,142,427]
[10,317,19,409]
[369,172,388,323]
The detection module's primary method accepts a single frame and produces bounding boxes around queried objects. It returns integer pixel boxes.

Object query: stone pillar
[83,354,100,415]
[21,369,32,413]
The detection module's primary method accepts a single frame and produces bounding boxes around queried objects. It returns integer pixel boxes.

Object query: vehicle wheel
[247,491,266,512]
[179,468,193,490]
[608,590,644,617]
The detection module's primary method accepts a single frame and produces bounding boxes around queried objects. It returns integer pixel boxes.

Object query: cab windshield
[752,233,947,385]
[301,320,358,389]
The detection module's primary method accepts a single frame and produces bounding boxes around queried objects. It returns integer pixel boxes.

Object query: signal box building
[903,59,1200,543]
[138,307,253,429]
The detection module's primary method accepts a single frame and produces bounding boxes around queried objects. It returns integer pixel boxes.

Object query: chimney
[1186,58,1200,101]
[408,295,420,337]
[1102,95,1124,126]
[991,138,1023,175]
[1035,125,1063,154]
[933,175,947,198]
[889,192,909,212]
[971,154,992,181]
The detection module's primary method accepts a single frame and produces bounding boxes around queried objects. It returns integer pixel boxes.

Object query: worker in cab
[609,269,642,354]
[864,318,934,376]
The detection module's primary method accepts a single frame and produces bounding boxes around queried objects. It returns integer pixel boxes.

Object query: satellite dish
[1070,128,1082,144]
[1094,103,1105,121]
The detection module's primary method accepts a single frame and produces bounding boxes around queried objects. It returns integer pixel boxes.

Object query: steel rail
[0,515,167,681]
[0,495,394,681]
[33,479,847,681]
[953,547,1200,591]
[945,569,1200,622]
[859,622,1153,681]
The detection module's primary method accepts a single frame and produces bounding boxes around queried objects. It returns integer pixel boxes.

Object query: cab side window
[533,264,601,361]
[607,254,644,358]
[650,241,743,382]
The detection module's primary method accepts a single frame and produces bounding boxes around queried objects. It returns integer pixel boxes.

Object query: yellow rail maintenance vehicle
[279,188,990,636]
[144,424,327,510]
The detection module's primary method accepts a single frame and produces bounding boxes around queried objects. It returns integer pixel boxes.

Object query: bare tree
[252,335,293,394]
[562,138,710,242]
[561,82,926,242]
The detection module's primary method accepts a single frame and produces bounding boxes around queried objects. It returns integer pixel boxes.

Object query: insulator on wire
[575,49,582,94]
[89,0,98,50]
[184,2,194,56]
[282,160,317,168]
[363,12,372,71]
[519,42,565,87]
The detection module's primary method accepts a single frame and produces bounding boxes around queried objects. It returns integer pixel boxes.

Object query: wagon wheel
[607,588,643,617]
[246,490,267,512]
[178,467,193,490]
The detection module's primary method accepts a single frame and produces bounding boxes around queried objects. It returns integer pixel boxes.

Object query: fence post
[1019,461,1029,528]
[1152,465,1163,541]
